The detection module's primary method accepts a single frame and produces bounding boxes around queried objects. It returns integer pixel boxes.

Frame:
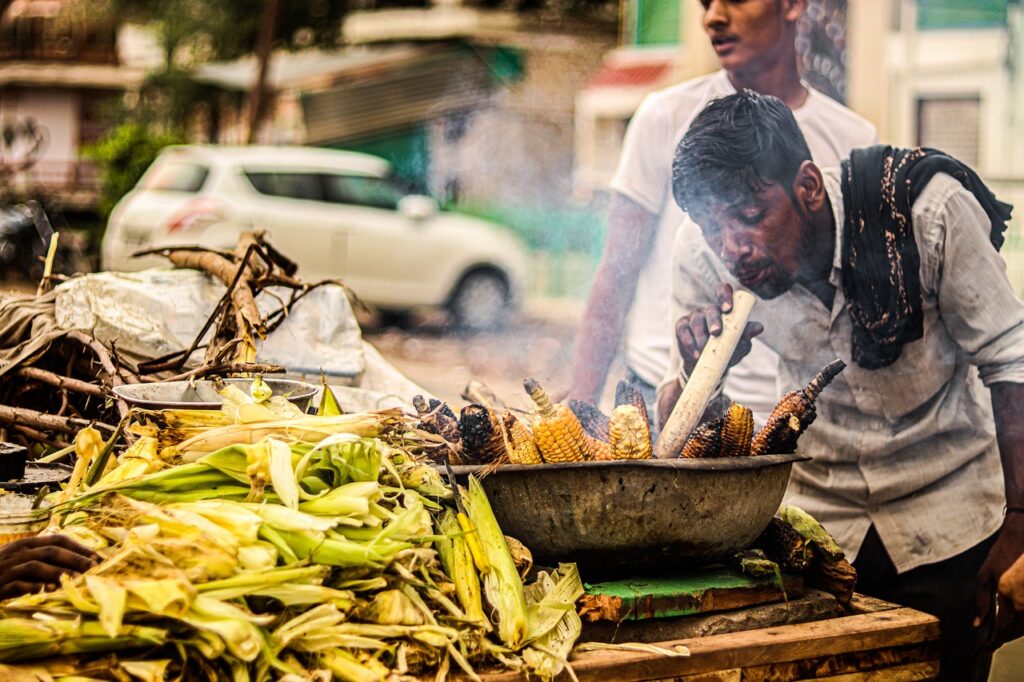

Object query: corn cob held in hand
[460,404,508,464]
[524,378,591,463]
[751,359,846,456]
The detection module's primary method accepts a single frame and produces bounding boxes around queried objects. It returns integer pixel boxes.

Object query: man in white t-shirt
[565,0,875,423]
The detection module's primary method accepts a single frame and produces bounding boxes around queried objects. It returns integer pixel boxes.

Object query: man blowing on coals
[658,91,1024,681]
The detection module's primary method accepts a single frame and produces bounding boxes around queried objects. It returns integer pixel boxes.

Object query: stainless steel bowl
[112,378,318,412]
[447,454,808,578]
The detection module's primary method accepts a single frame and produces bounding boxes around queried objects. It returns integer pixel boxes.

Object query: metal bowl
[112,378,318,412]
[447,454,809,578]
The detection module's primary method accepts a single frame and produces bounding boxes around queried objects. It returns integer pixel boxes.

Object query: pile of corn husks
[0,383,583,681]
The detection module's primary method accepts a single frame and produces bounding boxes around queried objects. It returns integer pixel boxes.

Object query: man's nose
[704,0,728,29]
[720,227,752,265]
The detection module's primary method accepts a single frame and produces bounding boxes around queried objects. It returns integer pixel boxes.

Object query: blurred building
[0,0,146,208]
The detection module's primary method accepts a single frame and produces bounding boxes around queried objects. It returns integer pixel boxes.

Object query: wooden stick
[0,403,114,435]
[161,362,286,382]
[14,367,106,397]
[12,424,69,450]
[654,291,757,459]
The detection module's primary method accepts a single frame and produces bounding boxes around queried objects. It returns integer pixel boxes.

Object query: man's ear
[782,0,806,23]
[793,161,826,213]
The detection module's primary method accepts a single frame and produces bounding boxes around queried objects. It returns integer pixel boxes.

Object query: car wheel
[450,270,510,332]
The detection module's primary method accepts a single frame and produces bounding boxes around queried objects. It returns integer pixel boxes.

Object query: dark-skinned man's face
[700,0,802,73]
[689,182,817,300]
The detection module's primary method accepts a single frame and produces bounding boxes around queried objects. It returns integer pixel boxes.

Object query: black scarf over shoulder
[839,145,1013,369]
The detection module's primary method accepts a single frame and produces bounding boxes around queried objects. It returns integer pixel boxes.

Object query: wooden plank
[740,642,940,680]
[809,661,939,681]
[581,568,804,621]
[466,606,939,681]
[583,589,842,644]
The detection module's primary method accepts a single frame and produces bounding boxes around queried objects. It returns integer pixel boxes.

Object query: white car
[101,145,530,330]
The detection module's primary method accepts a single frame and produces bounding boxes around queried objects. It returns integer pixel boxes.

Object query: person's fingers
[676,317,697,357]
[715,283,734,314]
[0,546,98,575]
[0,581,41,600]
[976,560,996,628]
[742,321,764,341]
[704,304,723,337]
[0,534,99,563]
[689,314,710,355]
[2,560,85,587]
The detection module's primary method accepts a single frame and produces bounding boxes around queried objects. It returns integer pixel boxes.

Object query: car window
[143,160,209,192]
[245,172,324,201]
[321,174,407,210]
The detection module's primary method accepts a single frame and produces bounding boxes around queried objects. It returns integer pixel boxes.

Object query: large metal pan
[112,378,318,412]
[447,454,808,578]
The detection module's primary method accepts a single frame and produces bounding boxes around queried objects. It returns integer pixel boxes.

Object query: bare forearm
[991,383,1024,506]
[567,259,643,402]
[566,194,659,403]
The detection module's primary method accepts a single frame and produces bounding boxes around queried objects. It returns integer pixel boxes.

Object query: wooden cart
[455,589,940,681]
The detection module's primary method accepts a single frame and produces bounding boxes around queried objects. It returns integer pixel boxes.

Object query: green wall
[917,0,1008,29]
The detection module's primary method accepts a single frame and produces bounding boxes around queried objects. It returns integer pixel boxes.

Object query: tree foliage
[83,123,183,218]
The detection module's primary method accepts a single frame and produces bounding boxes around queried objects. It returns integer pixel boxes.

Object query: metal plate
[445,454,810,579]
[112,378,318,411]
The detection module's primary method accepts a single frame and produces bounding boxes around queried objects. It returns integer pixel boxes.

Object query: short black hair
[671,90,813,215]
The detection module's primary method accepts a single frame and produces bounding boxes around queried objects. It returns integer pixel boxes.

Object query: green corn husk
[522,563,584,680]
[779,506,845,560]
[0,618,168,662]
[435,510,487,627]
[462,475,529,649]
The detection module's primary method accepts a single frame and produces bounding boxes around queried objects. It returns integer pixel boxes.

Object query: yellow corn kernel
[720,403,754,458]
[524,378,589,463]
[608,404,652,460]
[586,435,613,461]
[503,412,542,465]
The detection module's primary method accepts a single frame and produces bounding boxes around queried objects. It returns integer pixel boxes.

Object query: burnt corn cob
[755,517,811,572]
[413,395,463,447]
[459,404,507,464]
[568,400,611,442]
[720,403,754,458]
[524,378,591,463]
[680,417,724,458]
[614,380,651,431]
[502,411,542,465]
[608,404,652,460]
[751,359,846,456]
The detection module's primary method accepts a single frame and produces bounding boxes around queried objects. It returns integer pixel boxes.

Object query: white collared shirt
[662,168,1024,572]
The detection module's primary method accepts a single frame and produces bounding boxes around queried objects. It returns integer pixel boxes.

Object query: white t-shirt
[608,70,877,422]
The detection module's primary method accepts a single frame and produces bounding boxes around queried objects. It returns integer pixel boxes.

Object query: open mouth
[735,266,768,289]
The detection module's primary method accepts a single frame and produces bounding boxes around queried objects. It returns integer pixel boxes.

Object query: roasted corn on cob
[751,359,846,456]
[608,405,652,460]
[614,381,650,426]
[524,378,591,463]
[460,404,507,464]
[586,435,613,461]
[502,412,542,465]
[720,403,754,458]
[568,400,611,442]
[413,395,463,447]
[680,417,724,459]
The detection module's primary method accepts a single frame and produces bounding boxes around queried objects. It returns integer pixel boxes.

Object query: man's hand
[674,283,763,376]
[997,551,1024,610]
[0,534,99,600]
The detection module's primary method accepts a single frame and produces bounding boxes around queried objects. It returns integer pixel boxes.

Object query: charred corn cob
[751,359,846,456]
[614,380,651,428]
[413,395,463,447]
[524,378,591,463]
[502,411,542,465]
[568,400,611,442]
[680,417,723,459]
[754,517,811,572]
[460,404,507,464]
[608,405,652,460]
[720,403,754,458]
